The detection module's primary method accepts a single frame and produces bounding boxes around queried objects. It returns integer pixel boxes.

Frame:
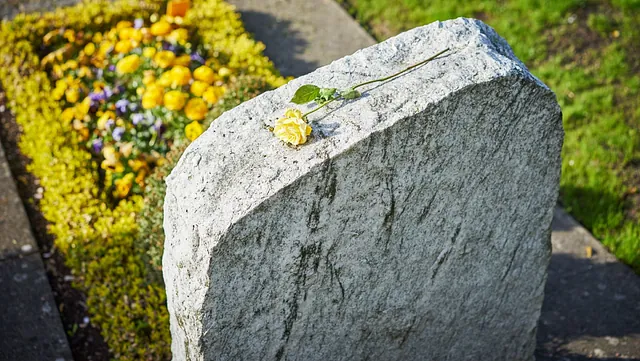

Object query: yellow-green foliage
[0,1,284,359]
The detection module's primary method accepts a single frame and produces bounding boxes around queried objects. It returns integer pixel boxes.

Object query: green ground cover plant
[338,0,640,271]
[0,0,284,359]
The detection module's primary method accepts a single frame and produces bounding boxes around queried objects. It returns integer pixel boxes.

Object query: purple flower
[162,42,178,53]
[89,92,104,102]
[108,64,116,72]
[115,99,129,114]
[103,87,114,99]
[131,113,144,126]
[128,102,138,112]
[190,52,205,64]
[112,127,125,142]
[134,18,144,29]
[92,138,103,153]
[105,119,115,130]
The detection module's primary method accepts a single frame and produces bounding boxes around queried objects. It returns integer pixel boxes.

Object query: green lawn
[337,0,640,271]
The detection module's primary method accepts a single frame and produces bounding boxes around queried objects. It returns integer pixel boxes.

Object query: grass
[337,0,640,271]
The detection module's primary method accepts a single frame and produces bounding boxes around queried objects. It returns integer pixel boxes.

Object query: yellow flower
[169,65,191,86]
[101,146,122,172]
[92,32,103,43]
[218,67,232,78]
[65,88,79,103]
[78,66,92,78]
[156,72,173,87]
[75,97,91,119]
[184,98,208,121]
[120,142,134,157]
[116,20,133,29]
[84,43,96,56]
[63,29,75,42]
[142,72,156,85]
[174,54,191,67]
[99,41,114,56]
[52,86,66,101]
[202,86,225,105]
[142,47,157,58]
[142,85,164,109]
[163,90,187,110]
[190,81,209,97]
[185,121,203,141]
[116,54,141,74]
[273,109,312,145]
[150,20,172,36]
[114,173,135,198]
[64,60,78,70]
[168,28,189,44]
[97,111,116,130]
[193,65,216,84]
[61,108,75,122]
[153,50,175,68]
[115,40,133,54]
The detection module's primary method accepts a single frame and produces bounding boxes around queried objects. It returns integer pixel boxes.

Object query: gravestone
[163,18,563,361]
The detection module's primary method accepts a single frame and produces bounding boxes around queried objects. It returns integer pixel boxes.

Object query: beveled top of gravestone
[167,17,545,237]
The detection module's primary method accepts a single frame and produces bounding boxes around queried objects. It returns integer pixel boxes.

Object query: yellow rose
[193,65,216,84]
[184,98,208,121]
[169,65,191,86]
[115,40,133,54]
[185,121,203,141]
[142,85,164,109]
[116,54,141,74]
[150,20,172,36]
[273,109,312,145]
[163,90,187,110]
[190,81,209,97]
[142,47,157,58]
[174,54,191,67]
[65,88,79,103]
[84,43,96,56]
[153,50,175,68]
[167,28,189,44]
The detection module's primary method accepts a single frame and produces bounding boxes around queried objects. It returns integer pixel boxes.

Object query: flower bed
[0,1,284,359]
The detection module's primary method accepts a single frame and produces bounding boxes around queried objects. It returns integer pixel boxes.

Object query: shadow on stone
[536,253,640,360]
[235,10,317,77]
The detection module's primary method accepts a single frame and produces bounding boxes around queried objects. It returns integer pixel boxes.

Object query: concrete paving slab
[536,208,640,360]
[0,136,72,361]
[227,0,376,76]
[0,254,73,361]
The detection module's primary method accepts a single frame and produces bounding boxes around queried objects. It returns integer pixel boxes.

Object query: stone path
[0,138,73,361]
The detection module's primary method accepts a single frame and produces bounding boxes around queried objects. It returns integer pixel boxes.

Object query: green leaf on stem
[340,88,361,100]
[317,87,337,102]
[290,84,320,104]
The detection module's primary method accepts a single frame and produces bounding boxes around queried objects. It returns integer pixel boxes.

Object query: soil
[0,91,110,361]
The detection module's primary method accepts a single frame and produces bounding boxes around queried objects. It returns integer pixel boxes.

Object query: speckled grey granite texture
[163,18,563,361]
